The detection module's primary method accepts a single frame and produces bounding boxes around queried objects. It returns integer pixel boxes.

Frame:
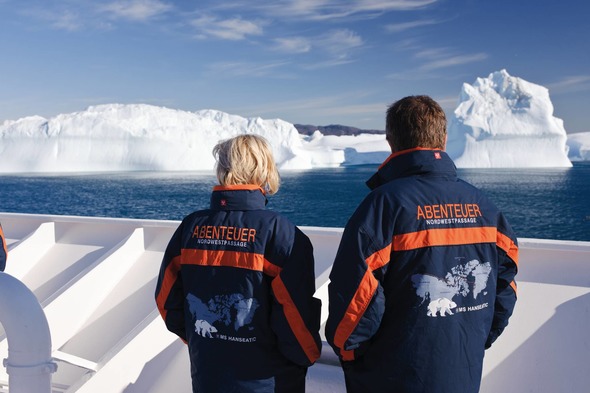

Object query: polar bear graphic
[195,319,218,338]
[427,298,457,317]
[186,292,260,338]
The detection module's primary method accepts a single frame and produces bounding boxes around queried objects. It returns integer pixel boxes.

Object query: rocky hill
[294,124,384,136]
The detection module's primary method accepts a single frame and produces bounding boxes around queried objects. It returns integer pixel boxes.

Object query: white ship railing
[0,273,57,393]
[0,212,588,393]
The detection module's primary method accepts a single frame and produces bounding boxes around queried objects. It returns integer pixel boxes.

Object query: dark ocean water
[0,162,589,241]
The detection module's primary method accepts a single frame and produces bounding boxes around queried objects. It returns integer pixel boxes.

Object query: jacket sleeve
[270,227,322,367]
[486,215,519,349]
[325,199,388,362]
[0,223,7,272]
[155,222,187,341]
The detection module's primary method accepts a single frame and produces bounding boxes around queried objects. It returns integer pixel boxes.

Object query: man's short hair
[386,95,447,151]
[213,134,281,195]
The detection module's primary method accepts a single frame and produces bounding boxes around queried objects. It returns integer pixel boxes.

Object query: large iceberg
[0,104,389,173]
[447,70,572,168]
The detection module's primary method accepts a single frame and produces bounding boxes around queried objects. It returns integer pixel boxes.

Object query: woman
[155,134,321,392]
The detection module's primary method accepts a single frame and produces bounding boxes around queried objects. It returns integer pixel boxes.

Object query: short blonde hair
[213,134,280,195]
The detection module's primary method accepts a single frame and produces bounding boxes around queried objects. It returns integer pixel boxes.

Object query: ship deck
[0,212,589,392]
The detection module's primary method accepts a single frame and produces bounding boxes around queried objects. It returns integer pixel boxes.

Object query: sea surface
[0,162,589,241]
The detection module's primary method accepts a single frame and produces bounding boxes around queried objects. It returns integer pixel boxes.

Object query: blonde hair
[213,134,280,195]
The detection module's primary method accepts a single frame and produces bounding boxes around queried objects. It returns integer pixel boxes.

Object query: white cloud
[191,15,264,40]
[20,1,172,31]
[351,0,438,12]
[256,0,438,21]
[99,0,173,21]
[414,48,487,71]
[301,59,357,70]
[547,75,590,94]
[20,7,88,31]
[236,92,386,121]
[269,29,364,68]
[318,29,363,59]
[272,37,312,53]
[207,61,291,78]
[421,53,487,71]
[385,19,438,33]
[49,10,84,31]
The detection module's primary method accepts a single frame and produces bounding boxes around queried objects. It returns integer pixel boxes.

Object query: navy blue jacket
[155,185,322,393]
[326,149,518,393]
[0,223,7,271]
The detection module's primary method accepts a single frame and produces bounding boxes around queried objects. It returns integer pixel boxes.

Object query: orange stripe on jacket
[156,254,182,321]
[333,270,379,358]
[0,225,7,257]
[510,281,518,295]
[496,232,519,266]
[378,147,442,170]
[333,244,391,359]
[181,248,267,271]
[393,227,498,251]
[213,184,265,194]
[156,249,281,320]
[272,275,320,363]
[182,248,282,276]
[366,243,392,271]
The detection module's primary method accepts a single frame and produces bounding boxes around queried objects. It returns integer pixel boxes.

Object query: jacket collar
[210,185,267,210]
[366,147,457,190]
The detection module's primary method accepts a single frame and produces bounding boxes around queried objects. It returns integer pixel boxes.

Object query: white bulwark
[0,212,589,392]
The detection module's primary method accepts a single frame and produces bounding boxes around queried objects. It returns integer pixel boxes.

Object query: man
[0,223,7,271]
[326,95,518,393]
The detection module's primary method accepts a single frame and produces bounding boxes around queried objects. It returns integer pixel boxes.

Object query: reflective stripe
[263,259,282,277]
[272,275,320,363]
[340,349,355,361]
[156,249,281,320]
[497,231,519,266]
[333,244,392,359]
[510,280,518,295]
[181,249,267,271]
[155,254,182,321]
[333,259,381,356]
[366,243,392,271]
[393,227,497,250]
[0,224,7,257]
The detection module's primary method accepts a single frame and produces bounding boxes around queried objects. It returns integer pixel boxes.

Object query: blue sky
[1,0,588,132]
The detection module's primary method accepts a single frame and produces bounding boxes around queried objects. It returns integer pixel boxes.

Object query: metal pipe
[0,272,57,392]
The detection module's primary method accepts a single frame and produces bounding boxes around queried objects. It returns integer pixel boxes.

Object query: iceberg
[0,73,586,174]
[566,132,590,162]
[0,104,378,173]
[447,70,572,168]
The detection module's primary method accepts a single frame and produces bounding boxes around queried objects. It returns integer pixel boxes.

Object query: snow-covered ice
[0,104,390,173]
[566,132,590,162]
[447,69,572,168]
[0,70,587,173]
